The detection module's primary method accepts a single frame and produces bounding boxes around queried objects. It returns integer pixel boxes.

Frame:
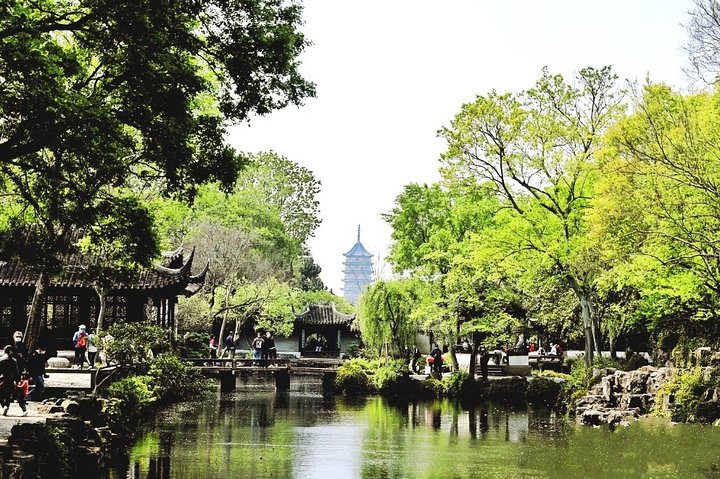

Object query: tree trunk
[579,295,594,367]
[217,287,231,355]
[609,335,617,360]
[568,277,594,367]
[24,271,49,351]
[448,344,458,372]
[469,332,479,380]
[589,300,602,356]
[94,286,108,338]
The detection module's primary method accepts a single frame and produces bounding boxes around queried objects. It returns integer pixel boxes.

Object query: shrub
[104,375,157,435]
[443,370,469,397]
[486,377,527,401]
[148,354,210,403]
[335,361,372,395]
[526,377,562,406]
[177,332,210,358]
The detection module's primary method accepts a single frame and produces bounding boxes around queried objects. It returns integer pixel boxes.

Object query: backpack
[76,334,87,348]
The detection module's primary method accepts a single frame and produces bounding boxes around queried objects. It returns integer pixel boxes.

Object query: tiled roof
[0,247,206,293]
[343,241,373,258]
[295,303,355,326]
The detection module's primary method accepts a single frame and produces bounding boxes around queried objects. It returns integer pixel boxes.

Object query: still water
[109,378,720,479]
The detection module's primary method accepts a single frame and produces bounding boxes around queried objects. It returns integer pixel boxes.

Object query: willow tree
[440,67,624,365]
[358,279,421,357]
[0,0,314,347]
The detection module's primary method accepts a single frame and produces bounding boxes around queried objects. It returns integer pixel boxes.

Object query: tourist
[0,346,26,416]
[252,331,264,366]
[72,324,88,369]
[479,346,490,380]
[411,346,421,373]
[222,332,236,359]
[27,345,48,401]
[86,328,99,368]
[430,344,443,378]
[17,373,29,402]
[549,343,558,357]
[265,331,277,363]
[208,335,218,360]
[10,331,28,373]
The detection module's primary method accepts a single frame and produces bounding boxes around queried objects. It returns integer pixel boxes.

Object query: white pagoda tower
[342,226,374,304]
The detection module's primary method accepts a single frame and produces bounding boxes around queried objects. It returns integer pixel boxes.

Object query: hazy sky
[229,0,694,294]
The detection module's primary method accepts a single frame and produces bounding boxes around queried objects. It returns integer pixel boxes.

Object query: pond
[107,377,720,479]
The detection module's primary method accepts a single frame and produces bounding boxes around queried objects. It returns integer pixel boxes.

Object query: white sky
[229,0,694,294]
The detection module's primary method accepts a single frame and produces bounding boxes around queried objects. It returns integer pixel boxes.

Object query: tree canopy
[0,0,315,347]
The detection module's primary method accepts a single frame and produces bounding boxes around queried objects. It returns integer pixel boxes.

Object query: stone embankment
[574,366,673,427]
[0,395,115,478]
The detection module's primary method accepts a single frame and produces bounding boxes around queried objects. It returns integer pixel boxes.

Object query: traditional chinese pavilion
[0,247,206,348]
[278,303,357,358]
[341,226,373,304]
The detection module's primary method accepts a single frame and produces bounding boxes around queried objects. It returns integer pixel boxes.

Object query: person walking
[208,335,218,365]
[411,346,421,373]
[0,346,26,416]
[72,325,88,369]
[86,328,99,368]
[222,332,236,359]
[430,344,443,379]
[27,345,48,401]
[10,331,28,374]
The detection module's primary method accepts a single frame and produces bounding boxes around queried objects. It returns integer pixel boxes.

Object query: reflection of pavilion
[293,303,356,358]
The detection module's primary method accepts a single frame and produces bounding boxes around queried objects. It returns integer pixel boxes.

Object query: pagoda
[342,226,374,304]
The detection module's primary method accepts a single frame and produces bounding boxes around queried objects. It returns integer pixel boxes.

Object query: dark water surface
[108,379,720,479]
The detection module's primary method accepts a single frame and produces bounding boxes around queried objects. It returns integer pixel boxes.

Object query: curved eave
[154,247,195,276]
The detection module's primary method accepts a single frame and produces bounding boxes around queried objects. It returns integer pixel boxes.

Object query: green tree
[439,67,623,365]
[238,152,322,246]
[0,0,314,348]
[594,84,720,352]
[358,279,422,357]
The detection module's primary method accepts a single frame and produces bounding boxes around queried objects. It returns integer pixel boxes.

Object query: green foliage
[443,370,470,397]
[105,323,170,366]
[178,332,210,358]
[653,367,720,423]
[526,378,563,406]
[0,0,314,349]
[104,376,157,436]
[485,377,527,401]
[176,296,213,334]
[147,354,210,403]
[335,360,372,396]
[358,279,422,356]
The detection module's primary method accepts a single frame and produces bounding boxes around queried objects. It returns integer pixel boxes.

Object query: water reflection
[110,378,720,479]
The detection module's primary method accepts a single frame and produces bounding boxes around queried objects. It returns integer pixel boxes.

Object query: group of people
[208,331,278,365]
[528,341,564,358]
[72,324,100,369]
[0,331,50,416]
[252,331,277,365]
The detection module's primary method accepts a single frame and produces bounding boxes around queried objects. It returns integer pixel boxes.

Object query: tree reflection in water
[112,380,720,479]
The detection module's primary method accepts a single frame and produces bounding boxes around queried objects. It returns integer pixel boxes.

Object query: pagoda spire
[357,224,361,242]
